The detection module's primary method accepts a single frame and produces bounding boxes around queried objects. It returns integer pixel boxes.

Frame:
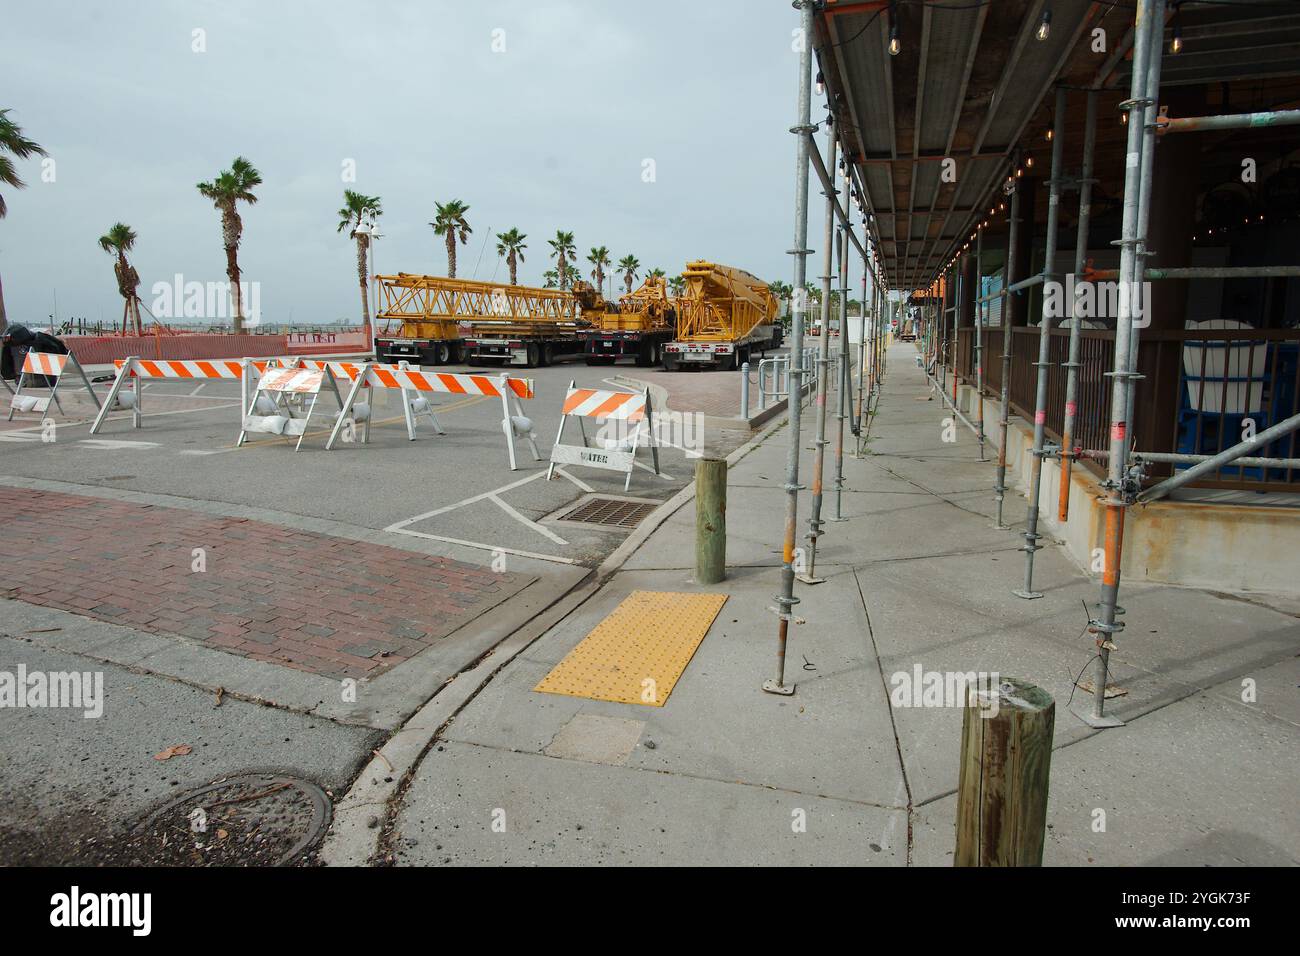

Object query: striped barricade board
[7,351,100,422]
[546,382,659,491]
[324,361,539,468]
[238,364,349,452]
[90,355,301,435]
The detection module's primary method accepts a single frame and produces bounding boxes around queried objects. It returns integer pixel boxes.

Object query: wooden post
[694,457,727,585]
[954,677,1055,866]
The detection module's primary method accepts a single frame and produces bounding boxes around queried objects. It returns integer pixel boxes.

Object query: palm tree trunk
[0,270,8,333]
[356,235,371,326]
[509,251,518,286]
[446,234,457,279]
[559,255,567,291]
[225,243,243,333]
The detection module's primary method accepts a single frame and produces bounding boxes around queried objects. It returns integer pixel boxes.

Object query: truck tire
[435,342,451,365]
[542,343,555,367]
[663,355,678,372]
[526,343,541,368]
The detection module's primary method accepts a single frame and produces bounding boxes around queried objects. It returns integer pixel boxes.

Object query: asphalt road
[1,356,751,568]
[0,354,756,863]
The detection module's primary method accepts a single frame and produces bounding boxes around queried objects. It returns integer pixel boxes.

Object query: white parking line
[489,493,568,545]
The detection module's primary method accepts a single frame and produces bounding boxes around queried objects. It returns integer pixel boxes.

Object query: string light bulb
[816,71,825,96]
[1036,8,1051,42]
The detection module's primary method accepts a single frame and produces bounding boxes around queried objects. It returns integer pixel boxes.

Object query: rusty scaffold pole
[766,0,815,697]
[993,151,1023,531]
[1081,0,1163,728]
[1016,86,1068,600]
[832,192,851,520]
[974,226,986,460]
[799,124,838,584]
[1058,88,1098,522]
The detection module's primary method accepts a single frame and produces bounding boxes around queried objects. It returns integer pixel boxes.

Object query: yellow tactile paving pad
[534,590,729,707]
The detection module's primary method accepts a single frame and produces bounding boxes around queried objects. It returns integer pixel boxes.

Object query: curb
[317,401,794,866]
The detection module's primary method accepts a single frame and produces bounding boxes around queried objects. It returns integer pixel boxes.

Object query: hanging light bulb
[1170,24,1182,54]
[1026,155,1035,168]
[1121,110,1128,125]
[1046,128,1054,142]
[816,71,825,96]
[1036,8,1052,42]
[888,4,901,56]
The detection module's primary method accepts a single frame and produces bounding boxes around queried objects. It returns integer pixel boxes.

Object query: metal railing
[953,324,1300,491]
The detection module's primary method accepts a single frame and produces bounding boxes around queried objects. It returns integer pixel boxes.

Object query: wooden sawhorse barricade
[7,351,100,423]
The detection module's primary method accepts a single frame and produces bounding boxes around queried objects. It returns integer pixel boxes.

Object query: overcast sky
[2,0,809,327]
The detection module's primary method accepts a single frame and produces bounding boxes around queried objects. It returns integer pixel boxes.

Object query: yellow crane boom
[663,261,781,370]
[374,273,607,366]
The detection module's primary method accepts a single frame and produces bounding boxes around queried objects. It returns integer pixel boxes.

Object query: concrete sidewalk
[383,343,1299,866]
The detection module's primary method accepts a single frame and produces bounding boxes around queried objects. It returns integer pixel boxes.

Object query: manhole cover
[130,773,331,867]
[561,496,658,529]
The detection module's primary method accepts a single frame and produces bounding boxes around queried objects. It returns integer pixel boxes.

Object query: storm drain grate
[560,497,658,529]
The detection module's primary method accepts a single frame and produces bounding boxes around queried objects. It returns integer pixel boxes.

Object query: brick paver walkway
[0,487,533,679]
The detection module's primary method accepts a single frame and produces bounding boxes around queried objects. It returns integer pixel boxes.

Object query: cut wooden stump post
[694,457,727,585]
[954,676,1055,866]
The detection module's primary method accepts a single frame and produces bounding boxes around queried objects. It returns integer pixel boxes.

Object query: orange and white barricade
[7,351,100,422]
[237,363,352,452]
[89,355,275,434]
[89,355,316,434]
[546,382,659,491]
[325,361,539,469]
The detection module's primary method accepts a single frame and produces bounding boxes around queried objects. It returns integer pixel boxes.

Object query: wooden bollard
[954,677,1055,866]
[694,457,727,584]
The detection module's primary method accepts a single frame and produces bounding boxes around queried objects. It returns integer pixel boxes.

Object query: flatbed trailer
[372,273,607,368]
[662,261,781,371]
[583,275,676,366]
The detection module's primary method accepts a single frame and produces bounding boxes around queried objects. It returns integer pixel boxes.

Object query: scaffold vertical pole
[1082,0,1162,729]
[975,228,986,461]
[1016,86,1068,600]
[766,0,815,697]
[799,128,838,584]
[1058,88,1098,522]
[832,203,851,520]
[994,152,1023,531]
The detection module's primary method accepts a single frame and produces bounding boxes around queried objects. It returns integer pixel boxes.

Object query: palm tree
[97,223,143,336]
[563,262,582,289]
[496,228,527,285]
[617,254,640,296]
[548,230,576,290]
[337,190,382,333]
[587,246,611,296]
[769,280,793,317]
[543,269,559,289]
[0,109,47,332]
[648,267,666,280]
[196,156,262,332]
[429,199,471,278]
[668,274,686,297]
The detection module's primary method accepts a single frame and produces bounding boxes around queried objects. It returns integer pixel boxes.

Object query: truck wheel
[526,343,541,368]
[542,343,555,366]
[663,356,678,372]
[435,342,451,365]
[650,342,662,366]
[634,341,652,367]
